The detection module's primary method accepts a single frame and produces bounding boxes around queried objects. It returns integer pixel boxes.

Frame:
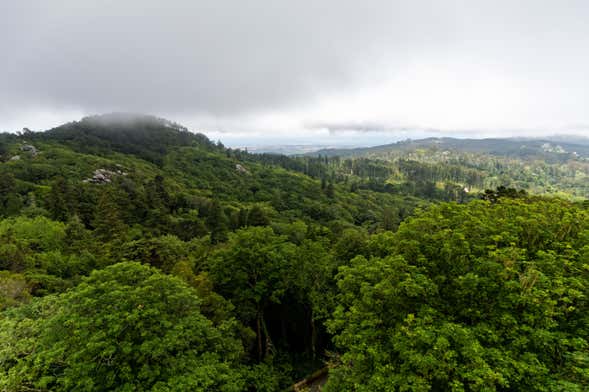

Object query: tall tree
[0,262,246,391]
[0,171,21,217]
[92,189,126,241]
[326,199,589,391]
[209,227,296,360]
[247,205,270,227]
[47,177,73,221]
[206,198,228,244]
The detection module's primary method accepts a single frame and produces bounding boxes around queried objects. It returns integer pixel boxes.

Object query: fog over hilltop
[2,1,589,144]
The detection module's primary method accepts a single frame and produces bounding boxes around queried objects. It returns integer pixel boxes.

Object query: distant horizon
[4,1,589,147]
[3,112,588,150]
[216,130,589,150]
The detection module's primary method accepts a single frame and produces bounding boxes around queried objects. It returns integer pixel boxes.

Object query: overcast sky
[2,0,589,146]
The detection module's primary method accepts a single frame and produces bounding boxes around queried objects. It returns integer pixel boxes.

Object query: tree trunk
[281,316,288,343]
[310,310,317,359]
[257,312,262,361]
[261,313,274,358]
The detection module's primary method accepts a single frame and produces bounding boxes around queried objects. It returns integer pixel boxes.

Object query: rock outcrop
[83,168,127,184]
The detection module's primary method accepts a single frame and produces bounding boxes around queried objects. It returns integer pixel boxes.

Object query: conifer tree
[92,189,126,241]
[206,198,227,244]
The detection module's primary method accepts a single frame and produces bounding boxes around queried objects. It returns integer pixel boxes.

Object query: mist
[2,0,589,144]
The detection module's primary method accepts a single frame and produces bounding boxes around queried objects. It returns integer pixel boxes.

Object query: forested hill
[310,136,589,159]
[33,113,217,165]
[1,114,588,391]
[307,136,589,200]
[0,113,428,232]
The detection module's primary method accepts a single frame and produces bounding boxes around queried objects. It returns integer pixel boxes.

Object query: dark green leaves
[0,262,245,391]
[327,199,589,391]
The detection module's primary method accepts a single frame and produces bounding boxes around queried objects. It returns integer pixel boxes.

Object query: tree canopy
[0,116,588,390]
[326,199,589,391]
[0,262,246,391]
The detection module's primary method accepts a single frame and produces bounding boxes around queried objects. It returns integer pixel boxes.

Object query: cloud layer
[2,1,589,144]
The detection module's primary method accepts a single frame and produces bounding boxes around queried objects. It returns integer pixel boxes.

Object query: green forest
[1,114,588,391]
[309,136,589,200]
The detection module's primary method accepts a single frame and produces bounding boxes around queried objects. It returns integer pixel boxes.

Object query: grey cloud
[305,121,429,135]
[2,1,589,136]
[1,0,428,115]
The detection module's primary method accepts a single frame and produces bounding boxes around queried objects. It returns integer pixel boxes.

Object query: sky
[1,0,589,147]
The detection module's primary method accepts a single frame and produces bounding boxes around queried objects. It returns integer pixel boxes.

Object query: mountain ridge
[307,136,589,159]
[29,113,216,165]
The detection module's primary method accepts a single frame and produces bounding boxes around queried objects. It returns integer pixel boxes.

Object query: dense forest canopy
[309,137,589,200]
[0,114,588,391]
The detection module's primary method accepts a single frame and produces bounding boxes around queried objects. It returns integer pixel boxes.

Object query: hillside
[1,114,428,232]
[311,136,589,160]
[0,115,588,391]
[306,137,589,200]
[0,114,429,388]
[33,113,216,165]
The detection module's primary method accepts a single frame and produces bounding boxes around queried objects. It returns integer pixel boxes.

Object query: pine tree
[206,198,227,244]
[93,189,126,241]
[47,177,72,221]
[0,172,21,217]
[325,182,335,198]
[247,205,270,227]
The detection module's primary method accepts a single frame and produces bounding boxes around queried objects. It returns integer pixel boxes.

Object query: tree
[325,182,335,198]
[208,227,296,360]
[146,175,170,210]
[92,189,126,241]
[332,228,368,261]
[0,271,30,310]
[144,175,172,231]
[0,262,246,391]
[206,199,228,244]
[47,177,73,221]
[119,234,189,273]
[64,214,91,253]
[0,171,22,217]
[171,210,207,240]
[289,238,337,357]
[381,206,397,231]
[20,192,49,218]
[326,199,589,391]
[247,205,270,227]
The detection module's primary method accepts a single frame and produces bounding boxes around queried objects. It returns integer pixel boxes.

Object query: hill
[33,113,216,165]
[0,115,588,390]
[310,136,589,160]
[306,137,589,199]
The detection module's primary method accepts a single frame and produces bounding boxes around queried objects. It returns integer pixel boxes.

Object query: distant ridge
[307,136,589,160]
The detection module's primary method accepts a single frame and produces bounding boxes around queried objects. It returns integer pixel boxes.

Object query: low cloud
[2,1,589,142]
[305,121,439,135]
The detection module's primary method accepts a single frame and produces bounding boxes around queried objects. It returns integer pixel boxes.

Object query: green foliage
[0,262,246,391]
[47,177,74,221]
[209,227,296,358]
[0,271,30,310]
[119,234,191,273]
[310,138,589,200]
[1,116,588,390]
[246,205,271,227]
[92,188,127,241]
[0,171,23,217]
[326,198,589,391]
[36,113,217,165]
[206,199,228,244]
[0,216,66,255]
[210,227,295,316]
